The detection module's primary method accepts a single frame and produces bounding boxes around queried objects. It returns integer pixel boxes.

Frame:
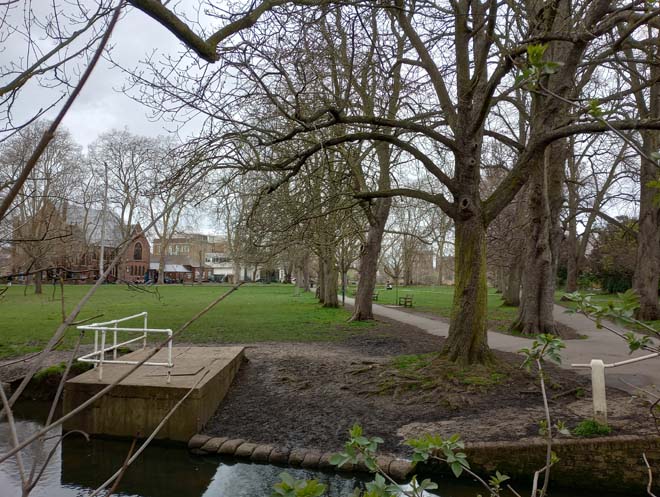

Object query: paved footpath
[344,298,659,393]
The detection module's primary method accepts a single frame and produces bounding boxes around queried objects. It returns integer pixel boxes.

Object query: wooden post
[590,359,607,425]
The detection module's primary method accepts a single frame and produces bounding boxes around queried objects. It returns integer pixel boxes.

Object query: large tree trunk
[511,145,565,335]
[511,0,574,335]
[316,257,325,303]
[323,255,339,308]
[232,261,241,284]
[633,131,660,320]
[565,226,578,292]
[403,242,414,286]
[441,214,492,365]
[503,257,522,306]
[436,240,445,286]
[565,139,579,292]
[298,251,311,291]
[34,270,42,295]
[351,198,391,320]
[495,266,505,293]
[157,253,166,284]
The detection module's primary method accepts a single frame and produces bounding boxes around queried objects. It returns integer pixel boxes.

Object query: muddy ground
[203,318,656,456]
[1,316,654,457]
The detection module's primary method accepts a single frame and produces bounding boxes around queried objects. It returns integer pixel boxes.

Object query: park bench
[372,292,379,301]
[398,294,413,307]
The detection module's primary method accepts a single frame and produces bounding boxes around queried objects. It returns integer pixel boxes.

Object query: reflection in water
[0,402,608,497]
[0,402,384,497]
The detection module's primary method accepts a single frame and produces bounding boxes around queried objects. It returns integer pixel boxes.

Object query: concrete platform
[62,346,244,442]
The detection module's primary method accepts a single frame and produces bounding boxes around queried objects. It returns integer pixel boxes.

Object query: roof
[65,205,124,247]
[149,263,191,273]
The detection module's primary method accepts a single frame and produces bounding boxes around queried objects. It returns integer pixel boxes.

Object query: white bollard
[590,359,607,425]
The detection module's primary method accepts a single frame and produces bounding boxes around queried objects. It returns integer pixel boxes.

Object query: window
[134,242,143,261]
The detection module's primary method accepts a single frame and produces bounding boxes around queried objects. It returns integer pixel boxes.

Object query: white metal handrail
[77,312,173,382]
[572,352,660,424]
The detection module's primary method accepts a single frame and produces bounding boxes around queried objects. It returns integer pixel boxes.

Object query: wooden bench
[398,294,413,307]
[372,292,379,301]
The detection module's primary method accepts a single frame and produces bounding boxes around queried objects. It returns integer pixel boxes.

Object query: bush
[601,274,632,294]
[577,272,598,290]
[572,419,612,437]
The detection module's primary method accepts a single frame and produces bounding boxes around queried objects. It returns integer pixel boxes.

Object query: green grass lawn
[0,284,370,359]
[360,284,519,333]
[9,283,646,361]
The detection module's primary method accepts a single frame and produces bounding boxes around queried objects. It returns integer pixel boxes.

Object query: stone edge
[187,435,413,481]
[188,433,660,492]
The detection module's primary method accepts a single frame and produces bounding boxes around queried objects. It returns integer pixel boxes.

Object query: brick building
[10,201,150,284]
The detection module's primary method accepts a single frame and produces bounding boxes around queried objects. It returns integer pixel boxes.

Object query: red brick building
[9,201,150,284]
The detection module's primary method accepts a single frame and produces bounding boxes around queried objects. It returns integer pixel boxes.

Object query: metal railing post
[99,330,106,381]
[573,352,660,424]
[93,329,98,369]
[167,329,173,384]
[113,322,118,360]
[590,359,607,425]
[167,330,172,367]
[143,312,148,349]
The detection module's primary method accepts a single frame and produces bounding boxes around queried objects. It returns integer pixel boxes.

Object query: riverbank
[201,317,655,456]
[3,315,653,455]
[3,314,657,495]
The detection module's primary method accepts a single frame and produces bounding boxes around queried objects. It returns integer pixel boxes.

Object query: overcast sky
[7,2,206,150]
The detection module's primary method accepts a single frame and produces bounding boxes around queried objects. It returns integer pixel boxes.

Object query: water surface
[0,401,617,497]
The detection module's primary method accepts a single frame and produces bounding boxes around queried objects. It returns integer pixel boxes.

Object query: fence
[77,311,173,381]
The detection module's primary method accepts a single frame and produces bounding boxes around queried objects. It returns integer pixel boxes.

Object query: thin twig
[643,453,657,497]
[534,359,553,497]
[0,282,243,465]
[0,335,64,369]
[0,2,124,222]
[576,309,659,354]
[72,314,105,326]
[0,380,27,490]
[536,83,657,164]
[88,370,211,497]
[27,430,89,492]
[104,438,137,497]
[507,484,524,497]
[26,332,84,491]
[59,276,65,323]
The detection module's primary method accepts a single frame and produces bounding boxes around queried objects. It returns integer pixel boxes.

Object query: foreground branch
[0,3,123,222]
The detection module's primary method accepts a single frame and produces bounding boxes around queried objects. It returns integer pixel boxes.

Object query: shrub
[572,419,612,437]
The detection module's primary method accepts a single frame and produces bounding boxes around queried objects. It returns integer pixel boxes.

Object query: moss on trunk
[441,216,493,365]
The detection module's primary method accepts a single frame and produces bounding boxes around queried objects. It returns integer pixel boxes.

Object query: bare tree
[0,122,81,293]
[563,135,634,292]
[130,1,660,362]
[90,130,154,238]
[144,138,189,284]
